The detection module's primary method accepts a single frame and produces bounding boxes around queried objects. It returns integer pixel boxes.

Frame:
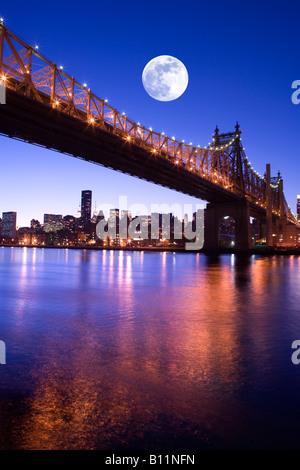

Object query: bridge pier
[204,200,252,250]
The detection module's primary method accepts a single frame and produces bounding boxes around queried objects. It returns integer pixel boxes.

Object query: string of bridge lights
[205,135,238,151]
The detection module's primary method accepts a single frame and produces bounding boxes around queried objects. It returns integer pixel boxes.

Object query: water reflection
[0,248,300,449]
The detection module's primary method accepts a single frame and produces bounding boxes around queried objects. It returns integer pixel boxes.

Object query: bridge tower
[265,163,273,246]
[204,123,252,250]
[276,172,287,244]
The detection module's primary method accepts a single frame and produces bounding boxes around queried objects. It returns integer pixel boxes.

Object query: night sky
[0,0,299,226]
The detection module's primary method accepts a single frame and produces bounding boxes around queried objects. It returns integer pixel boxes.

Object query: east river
[0,247,300,449]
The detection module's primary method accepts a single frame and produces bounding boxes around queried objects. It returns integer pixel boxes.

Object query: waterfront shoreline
[1,244,300,256]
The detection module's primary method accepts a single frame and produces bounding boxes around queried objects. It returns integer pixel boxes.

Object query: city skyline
[0,1,300,227]
[1,187,201,230]
[1,188,208,250]
[1,188,204,229]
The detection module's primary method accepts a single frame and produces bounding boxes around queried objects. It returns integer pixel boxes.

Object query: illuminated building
[81,190,92,227]
[43,214,63,232]
[2,211,17,239]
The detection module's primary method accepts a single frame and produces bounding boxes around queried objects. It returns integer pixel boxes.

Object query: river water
[0,247,300,449]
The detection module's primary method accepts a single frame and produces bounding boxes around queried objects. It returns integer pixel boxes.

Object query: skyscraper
[297,195,300,221]
[2,212,17,239]
[81,190,92,227]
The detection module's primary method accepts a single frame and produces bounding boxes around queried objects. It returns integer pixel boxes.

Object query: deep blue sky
[1,0,300,226]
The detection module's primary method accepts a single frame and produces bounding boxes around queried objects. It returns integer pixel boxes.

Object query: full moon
[142,55,189,102]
